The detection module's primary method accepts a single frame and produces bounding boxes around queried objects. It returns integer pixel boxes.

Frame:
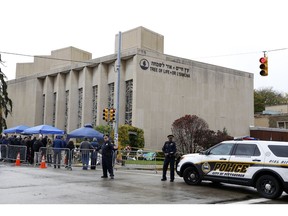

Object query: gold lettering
[214,163,221,171]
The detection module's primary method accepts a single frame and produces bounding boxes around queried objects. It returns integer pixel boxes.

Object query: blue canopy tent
[67,124,104,141]
[3,125,30,134]
[22,124,65,135]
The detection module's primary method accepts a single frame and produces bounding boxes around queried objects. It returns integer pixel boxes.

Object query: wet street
[0,165,288,204]
[0,163,287,204]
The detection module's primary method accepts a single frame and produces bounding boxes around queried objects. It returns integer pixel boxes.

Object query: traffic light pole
[114,31,121,148]
[259,52,268,76]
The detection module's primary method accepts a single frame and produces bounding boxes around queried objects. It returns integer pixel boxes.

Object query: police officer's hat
[167,134,174,138]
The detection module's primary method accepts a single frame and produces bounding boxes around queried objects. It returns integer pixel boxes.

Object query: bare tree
[171,115,208,154]
[194,128,233,151]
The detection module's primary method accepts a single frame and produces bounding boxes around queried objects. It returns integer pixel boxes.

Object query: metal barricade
[0,144,8,162]
[7,145,27,162]
[71,148,100,170]
[116,150,157,173]
[39,147,71,169]
[33,152,43,166]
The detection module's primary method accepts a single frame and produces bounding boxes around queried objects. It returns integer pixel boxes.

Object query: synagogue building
[7,26,254,150]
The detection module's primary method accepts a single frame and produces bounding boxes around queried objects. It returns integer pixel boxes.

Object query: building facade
[254,104,288,129]
[7,26,254,150]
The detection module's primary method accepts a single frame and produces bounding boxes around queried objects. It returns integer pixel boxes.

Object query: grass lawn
[124,159,163,166]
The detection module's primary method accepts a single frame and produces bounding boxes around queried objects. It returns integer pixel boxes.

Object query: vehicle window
[209,143,234,155]
[268,145,288,157]
[234,144,260,156]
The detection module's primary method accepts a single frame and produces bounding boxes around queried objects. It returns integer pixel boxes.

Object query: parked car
[177,140,288,199]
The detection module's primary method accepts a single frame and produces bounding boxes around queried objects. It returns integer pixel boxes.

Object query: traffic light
[102,108,109,121]
[259,56,268,76]
[109,108,116,122]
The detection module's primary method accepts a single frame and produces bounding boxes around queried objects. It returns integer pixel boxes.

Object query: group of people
[0,134,51,164]
[1,133,177,182]
[0,133,71,168]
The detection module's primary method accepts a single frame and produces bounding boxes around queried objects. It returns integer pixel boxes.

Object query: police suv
[176,140,288,199]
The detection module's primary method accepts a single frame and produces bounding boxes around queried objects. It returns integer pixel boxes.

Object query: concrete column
[55,73,66,130]
[34,78,44,125]
[96,63,108,126]
[82,67,93,126]
[67,70,79,132]
[43,76,54,125]
[118,60,126,125]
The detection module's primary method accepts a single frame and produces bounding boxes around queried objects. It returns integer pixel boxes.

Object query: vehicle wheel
[183,167,201,185]
[256,175,283,199]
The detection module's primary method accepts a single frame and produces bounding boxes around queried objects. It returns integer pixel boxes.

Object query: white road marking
[230,198,269,204]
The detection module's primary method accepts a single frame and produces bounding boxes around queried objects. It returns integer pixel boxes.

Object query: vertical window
[92,85,98,126]
[52,92,56,126]
[78,88,83,128]
[42,94,45,124]
[108,83,114,109]
[64,90,69,131]
[125,79,133,125]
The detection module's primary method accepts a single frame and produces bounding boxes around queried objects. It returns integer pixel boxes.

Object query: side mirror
[200,150,208,155]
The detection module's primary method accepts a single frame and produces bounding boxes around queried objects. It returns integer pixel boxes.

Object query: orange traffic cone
[15,152,21,166]
[39,155,47,169]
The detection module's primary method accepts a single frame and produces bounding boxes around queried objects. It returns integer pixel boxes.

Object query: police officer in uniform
[161,134,177,182]
[100,134,116,179]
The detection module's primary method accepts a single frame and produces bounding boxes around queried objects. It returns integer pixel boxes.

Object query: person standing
[25,136,33,164]
[79,137,93,170]
[53,135,64,168]
[33,135,44,166]
[66,139,75,169]
[101,134,116,179]
[161,134,177,182]
[46,138,53,166]
[90,138,99,170]
[42,136,48,147]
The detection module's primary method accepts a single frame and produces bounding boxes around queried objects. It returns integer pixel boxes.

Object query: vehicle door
[228,143,262,183]
[202,143,235,181]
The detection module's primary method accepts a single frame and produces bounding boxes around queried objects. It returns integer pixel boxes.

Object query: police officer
[100,134,116,179]
[161,134,177,182]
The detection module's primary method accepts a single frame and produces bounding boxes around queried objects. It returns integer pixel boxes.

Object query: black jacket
[162,141,176,157]
[33,140,44,152]
[101,141,114,157]
[66,141,75,150]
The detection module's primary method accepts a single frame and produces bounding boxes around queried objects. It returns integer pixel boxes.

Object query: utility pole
[114,31,121,147]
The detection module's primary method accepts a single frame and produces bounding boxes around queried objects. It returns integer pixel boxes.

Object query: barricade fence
[0,144,8,161]
[0,144,27,162]
[36,148,158,172]
[115,150,158,173]
[37,147,102,170]
[0,145,161,173]
[38,147,71,169]
[72,148,102,170]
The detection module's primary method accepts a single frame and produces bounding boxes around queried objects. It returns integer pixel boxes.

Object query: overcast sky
[1,0,288,93]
